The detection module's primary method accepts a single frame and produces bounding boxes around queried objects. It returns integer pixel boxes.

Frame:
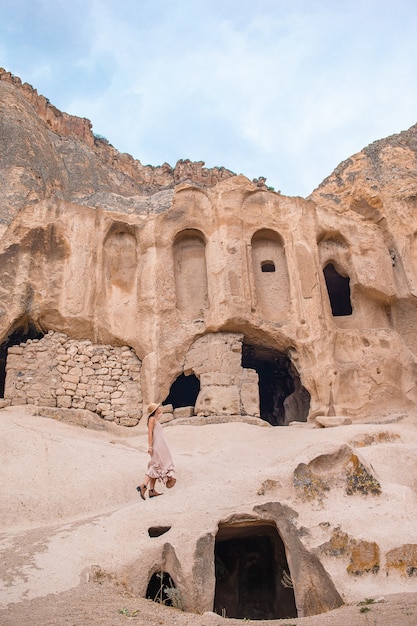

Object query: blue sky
[1,0,416,196]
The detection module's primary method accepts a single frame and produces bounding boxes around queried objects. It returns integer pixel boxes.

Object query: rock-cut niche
[214,522,297,620]
[0,320,44,397]
[242,344,310,425]
[251,229,290,319]
[173,229,208,318]
[103,223,138,292]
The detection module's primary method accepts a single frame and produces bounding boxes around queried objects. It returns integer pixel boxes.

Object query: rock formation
[1,69,417,621]
[0,67,235,238]
[2,66,417,426]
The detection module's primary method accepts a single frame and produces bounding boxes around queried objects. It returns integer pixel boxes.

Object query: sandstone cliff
[2,68,417,426]
[0,68,235,236]
[1,69,417,623]
[310,123,417,217]
[309,123,417,279]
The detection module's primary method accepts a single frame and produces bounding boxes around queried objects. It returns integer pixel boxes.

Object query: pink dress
[147,420,176,485]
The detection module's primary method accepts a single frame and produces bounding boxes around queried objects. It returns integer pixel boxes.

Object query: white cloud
[2,0,417,195]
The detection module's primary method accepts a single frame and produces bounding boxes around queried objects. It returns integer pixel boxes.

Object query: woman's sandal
[137,484,147,500]
[149,489,163,498]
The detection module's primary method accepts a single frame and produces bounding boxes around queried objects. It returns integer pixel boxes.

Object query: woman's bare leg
[137,475,150,499]
[149,477,162,496]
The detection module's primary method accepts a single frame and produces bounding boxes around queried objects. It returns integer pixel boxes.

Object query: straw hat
[147,402,161,417]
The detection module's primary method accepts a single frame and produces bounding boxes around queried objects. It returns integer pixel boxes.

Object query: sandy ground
[1,404,417,625]
[1,577,417,625]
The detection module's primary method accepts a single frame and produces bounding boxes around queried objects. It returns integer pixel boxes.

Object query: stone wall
[185,333,260,417]
[4,331,142,426]
[2,330,262,426]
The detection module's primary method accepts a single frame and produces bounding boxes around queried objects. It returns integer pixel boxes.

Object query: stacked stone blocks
[184,333,260,417]
[4,331,142,425]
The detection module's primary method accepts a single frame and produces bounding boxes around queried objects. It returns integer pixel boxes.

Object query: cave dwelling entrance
[214,522,297,620]
[164,372,200,411]
[242,343,310,426]
[0,320,44,398]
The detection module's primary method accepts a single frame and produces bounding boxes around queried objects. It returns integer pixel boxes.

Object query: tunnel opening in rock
[148,525,171,538]
[146,571,177,606]
[164,372,200,410]
[0,321,45,397]
[214,523,297,620]
[323,263,352,316]
[242,344,310,425]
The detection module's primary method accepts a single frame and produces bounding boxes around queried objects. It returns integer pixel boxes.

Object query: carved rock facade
[1,70,417,621]
[1,68,417,429]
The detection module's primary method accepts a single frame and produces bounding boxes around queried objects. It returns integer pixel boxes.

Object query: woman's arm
[147,416,155,454]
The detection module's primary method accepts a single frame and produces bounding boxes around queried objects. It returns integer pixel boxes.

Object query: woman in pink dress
[137,403,176,499]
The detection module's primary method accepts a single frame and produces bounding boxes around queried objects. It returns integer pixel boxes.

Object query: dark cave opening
[214,523,297,620]
[146,571,176,606]
[323,263,353,316]
[0,321,44,398]
[164,372,200,409]
[242,344,310,426]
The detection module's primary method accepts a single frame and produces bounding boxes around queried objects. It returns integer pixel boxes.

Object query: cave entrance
[146,571,176,606]
[323,263,352,316]
[0,321,44,398]
[214,523,297,620]
[242,344,310,426]
[164,372,200,410]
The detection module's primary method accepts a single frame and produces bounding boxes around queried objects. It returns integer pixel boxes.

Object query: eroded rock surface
[0,68,235,234]
[1,69,417,621]
[2,72,417,425]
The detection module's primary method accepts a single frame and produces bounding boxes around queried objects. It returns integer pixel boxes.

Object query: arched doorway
[164,372,200,409]
[0,321,44,398]
[323,263,352,316]
[214,522,297,620]
[242,344,310,426]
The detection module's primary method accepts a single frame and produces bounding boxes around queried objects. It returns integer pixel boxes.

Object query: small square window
[261,261,275,273]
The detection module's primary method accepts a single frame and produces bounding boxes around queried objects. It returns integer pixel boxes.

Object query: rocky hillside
[0,68,235,234]
[3,65,417,237]
[309,123,417,222]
